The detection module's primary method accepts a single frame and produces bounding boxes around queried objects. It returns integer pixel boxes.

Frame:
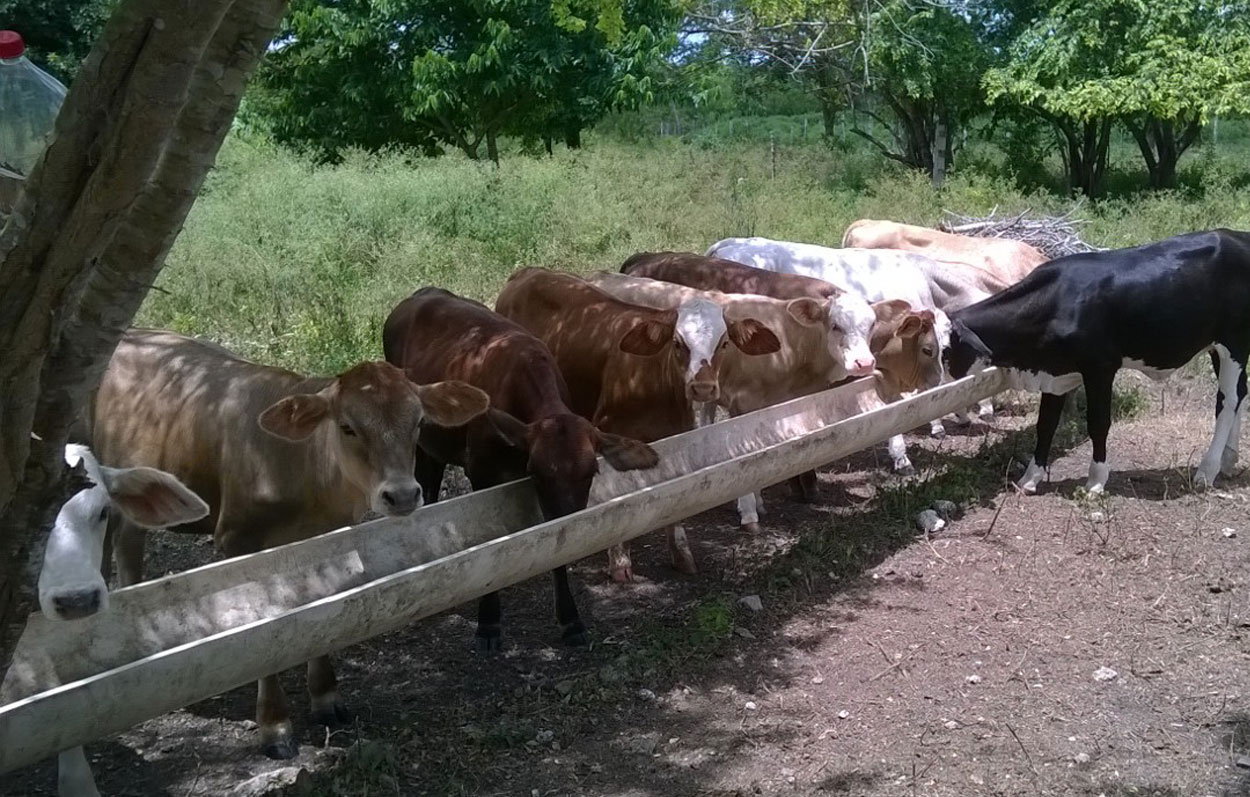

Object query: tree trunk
[1128,116,1201,190]
[1057,116,1112,198]
[563,126,581,149]
[0,0,286,683]
[486,129,499,164]
[931,117,948,189]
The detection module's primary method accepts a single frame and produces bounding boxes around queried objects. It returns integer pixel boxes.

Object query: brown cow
[90,329,489,759]
[495,267,780,581]
[841,219,1049,299]
[382,287,660,650]
[587,272,940,525]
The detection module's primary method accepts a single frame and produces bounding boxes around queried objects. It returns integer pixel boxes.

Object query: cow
[382,287,660,651]
[26,444,208,797]
[89,329,490,759]
[620,251,933,473]
[704,237,981,436]
[495,267,781,581]
[943,229,1250,495]
[587,271,941,523]
[842,218,1050,288]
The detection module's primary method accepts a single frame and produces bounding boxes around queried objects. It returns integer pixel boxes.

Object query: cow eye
[922,347,935,357]
[339,424,357,438]
[98,506,110,523]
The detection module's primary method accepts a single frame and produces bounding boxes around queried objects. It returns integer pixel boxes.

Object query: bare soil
[6,371,1250,797]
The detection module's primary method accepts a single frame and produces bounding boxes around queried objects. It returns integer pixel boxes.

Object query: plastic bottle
[0,30,68,179]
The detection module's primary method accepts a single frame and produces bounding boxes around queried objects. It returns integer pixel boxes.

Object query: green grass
[139,118,1250,376]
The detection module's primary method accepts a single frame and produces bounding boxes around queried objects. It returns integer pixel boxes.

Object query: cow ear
[416,381,490,428]
[873,299,913,323]
[728,318,781,355]
[594,430,660,471]
[259,394,332,441]
[896,312,933,338]
[618,316,674,356]
[99,466,209,528]
[486,407,531,451]
[786,298,827,327]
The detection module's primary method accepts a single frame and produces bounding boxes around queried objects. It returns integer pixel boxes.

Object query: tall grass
[140,125,1250,376]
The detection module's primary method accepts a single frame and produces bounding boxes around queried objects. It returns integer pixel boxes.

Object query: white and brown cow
[89,329,489,759]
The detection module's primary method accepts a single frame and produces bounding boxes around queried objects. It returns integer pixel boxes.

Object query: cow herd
[25,220,1250,796]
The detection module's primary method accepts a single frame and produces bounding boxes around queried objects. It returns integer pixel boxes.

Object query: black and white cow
[944,229,1250,494]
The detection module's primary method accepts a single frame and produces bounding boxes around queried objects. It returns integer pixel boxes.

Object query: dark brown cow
[382,287,660,650]
[494,267,780,581]
[91,329,489,759]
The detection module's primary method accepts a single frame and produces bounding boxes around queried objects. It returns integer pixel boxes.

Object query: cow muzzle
[375,481,423,516]
[847,356,876,378]
[687,381,720,403]
[50,586,107,621]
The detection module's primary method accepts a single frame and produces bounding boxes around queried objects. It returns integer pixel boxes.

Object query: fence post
[770,134,777,180]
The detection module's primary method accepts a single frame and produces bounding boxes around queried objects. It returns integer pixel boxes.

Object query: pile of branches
[938,206,1103,260]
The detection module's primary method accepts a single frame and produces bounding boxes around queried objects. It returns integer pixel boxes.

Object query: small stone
[554,680,575,697]
[916,509,946,534]
[837,710,850,719]
[551,741,561,752]
[1074,752,1091,766]
[738,594,764,613]
[637,688,657,701]
[230,767,310,797]
[965,674,982,685]
[1088,511,1105,523]
[1237,755,1250,769]
[1093,666,1118,682]
[535,730,554,745]
[744,701,758,711]
[811,675,825,685]
[733,626,757,640]
[944,720,958,730]
[627,732,661,755]
[1224,527,1238,538]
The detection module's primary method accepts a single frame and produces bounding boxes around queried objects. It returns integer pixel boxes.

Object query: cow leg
[668,524,697,575]
[113,522,147,587]
[473,591,504,652]
[308,655,351,728]
[789,470,818,501]
[888,434,914,475]
[1211,348,1249,476]
[1197,344,1246,487]
[58,746,100,797]
[607,543,633,583]
[551,565,588,645]
[257,673,299,759]
[737,492,762,533]
[978,398,995,419]
[1019,392,1067,494]
[1083,371,1115,493]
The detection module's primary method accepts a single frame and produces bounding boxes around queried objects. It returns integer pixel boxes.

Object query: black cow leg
[475,591,504,653]
[552,565,587,646]
[1019,392,1067,493]
[1083,371,1115,493]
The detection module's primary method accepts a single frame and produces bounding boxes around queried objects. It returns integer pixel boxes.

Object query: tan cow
[585,272,941,527]
[841,218,1050,300]
[89,329,489,760]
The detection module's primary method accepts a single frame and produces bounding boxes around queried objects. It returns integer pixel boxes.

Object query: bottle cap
[0,31,24,60]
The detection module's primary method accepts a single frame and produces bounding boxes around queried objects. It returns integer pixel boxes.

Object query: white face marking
[675,298,728,387]
[38,445,111,621]
[829,292,877,376]
[1121,358,1176,382]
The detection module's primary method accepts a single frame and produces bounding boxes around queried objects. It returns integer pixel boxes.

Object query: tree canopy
[0,0,115,83]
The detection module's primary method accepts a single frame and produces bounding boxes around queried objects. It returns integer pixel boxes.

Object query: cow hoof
[609,566,634,584]
[671,552,698,576]
[561,622,589,647]
[1193,469,1217,491]
[473,629,503,654]
[1222,447,1240,476]
[742,522,762,534]
[929,425,946,440]
[895,464,916,477]
[263,736,300,761]
[312,702,353,729]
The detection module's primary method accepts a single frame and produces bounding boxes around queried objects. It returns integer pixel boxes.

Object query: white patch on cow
[1006,369,1082,395]
[887,433,913,474]
[38,445,111,622]
[1121,358,1176,381]
[828,292,877,376]
[1017,458,1047,494]
[1086,461,1110,493]
[1197,343,1244,487]
[675,298,728,387]
[736,493,761,526]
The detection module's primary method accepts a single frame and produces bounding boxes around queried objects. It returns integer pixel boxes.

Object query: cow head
[943,317,994,379]
[783,292,876,379]
[617,298,781,403]
[486,409,659,519]
[869,300,943,393]
[39,445,208,621]
[258,362,489,518]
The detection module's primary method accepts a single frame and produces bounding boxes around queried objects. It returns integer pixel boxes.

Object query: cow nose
[380,483,422,515]
[52,589,103,620]
[688,382,719,402]
[850,357,876,376]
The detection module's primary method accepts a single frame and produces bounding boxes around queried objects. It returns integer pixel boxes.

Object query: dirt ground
[6,370,1250,797]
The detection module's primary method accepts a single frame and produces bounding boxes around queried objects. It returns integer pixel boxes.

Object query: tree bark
[0,0,286,683]
[1055,115,1111,198]
[486,129,499,164]
[1128,115,1201,190]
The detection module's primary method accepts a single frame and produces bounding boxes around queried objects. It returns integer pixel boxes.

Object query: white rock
[1074,752,1091,765]
[965,674,982,685]
[738,594,764,612]
[916,509,946,534]
[1093,666,1118,682]
[944,720,958,730]
[838,710,850,719]
[1223,527,1238,538]
[1088,511,1105,523]
[744,701,758,711]
[231,768,310,797]
[811,675,825,685]
[637,688,657,701]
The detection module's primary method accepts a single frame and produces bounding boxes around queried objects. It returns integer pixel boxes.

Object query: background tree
[251,0,680,162]
[0,0,287,681]
[0,0,116,83]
